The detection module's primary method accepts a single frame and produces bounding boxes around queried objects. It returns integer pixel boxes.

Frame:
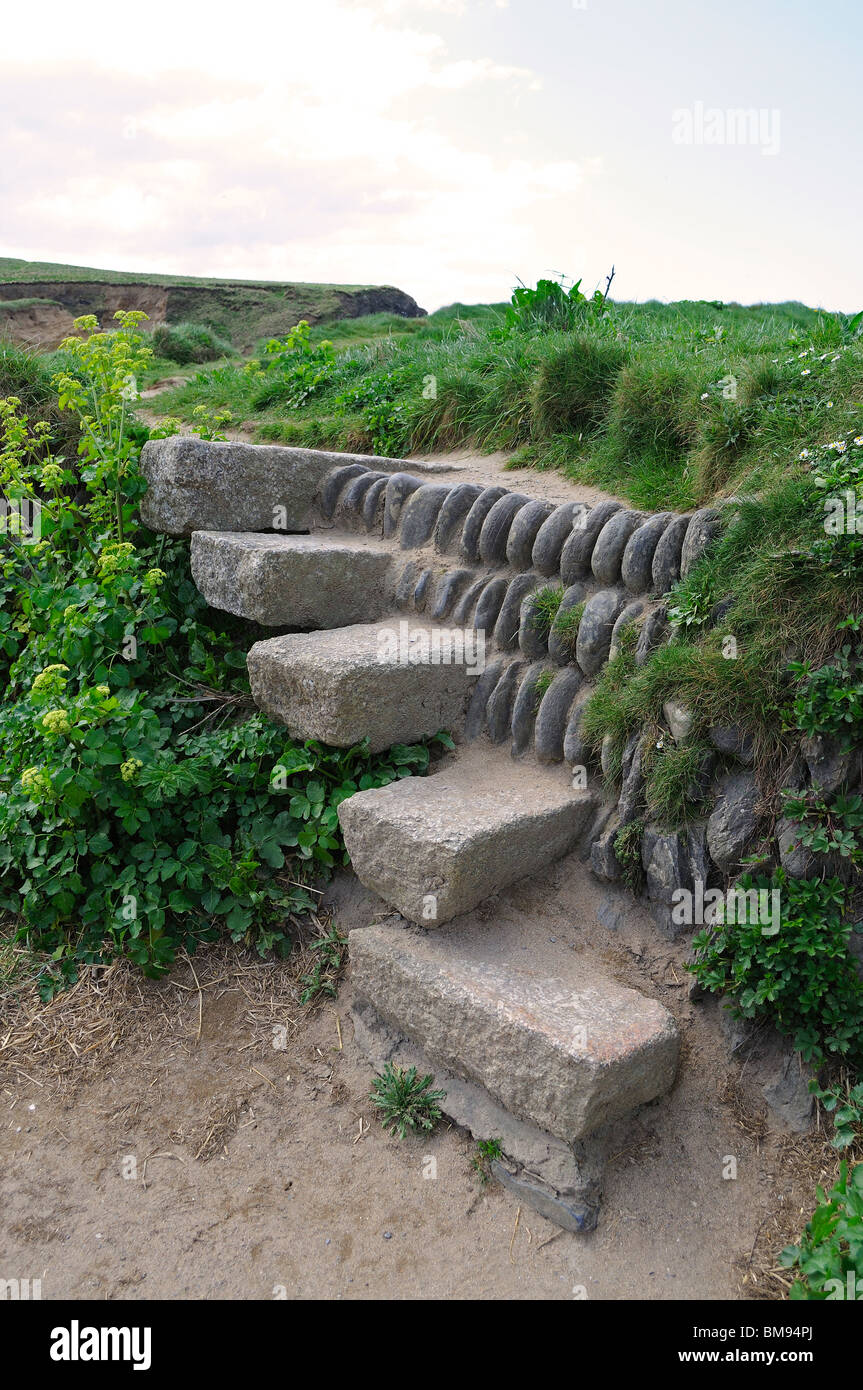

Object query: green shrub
[689,871,863,1066]
[781,1163,863,1299]
[530,335,627,436]
[251,320,336,411]
[0,312,448,993]
[151,321,233,365]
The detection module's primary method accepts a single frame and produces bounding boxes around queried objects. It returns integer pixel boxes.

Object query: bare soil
[0,861,828,1302]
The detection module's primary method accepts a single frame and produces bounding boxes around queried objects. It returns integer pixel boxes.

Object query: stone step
[338,742,596,923]
[349,914,680,1145]
[247,618,482,753]
[190,531,395,627]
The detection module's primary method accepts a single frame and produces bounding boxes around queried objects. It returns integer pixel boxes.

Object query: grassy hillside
[0,256,373,289]
[0,257,426,350]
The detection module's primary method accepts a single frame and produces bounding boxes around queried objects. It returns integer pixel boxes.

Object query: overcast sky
[2,0,860,312]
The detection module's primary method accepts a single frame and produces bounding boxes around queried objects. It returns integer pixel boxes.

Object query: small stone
[663,699,694,745]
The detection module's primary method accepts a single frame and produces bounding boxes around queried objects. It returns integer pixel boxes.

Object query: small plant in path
[780,1162,863,1299]
[811,1077,863,1150]
[471,1136,503,1184]
[369,1063,446,1139]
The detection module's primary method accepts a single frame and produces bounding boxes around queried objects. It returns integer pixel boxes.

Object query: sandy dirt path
[0,863,817,1302]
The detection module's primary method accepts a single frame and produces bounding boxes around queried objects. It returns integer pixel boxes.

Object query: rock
[600,733,614,778]
[532,502,591,577]
[452,576,487,624]
[398,484,453,548]
[395,560,420,606]
[505,499,555,570]
[433,483,484,551]
[641,822,711,939]
[596,892,627,932]
[459,486,509,562]
[591,509,644,584]
[142,438,377,535]
[190,531,392,627]
[651,514,690,595]
[339,753,597,926]
[709,724,755,764]
[776,816,814,878]
[430,568,473,620]
[706,772,759,872]
[383,473,424,538]
[321,462,370,519]
[534,668,584,763]
[510,663,550,757]
[348,916,679,1136]
[413,568,431,609]
[338,469,388,522]
[576,589,627,676]
[491,1160,599,1233]
[247,618,477,754]
[478,492,531,564]
[473,576,509,637]
[563,690,593,768]
[560,500,622,585]
[618,734,645,825]
[486,662,525,743]
[621,513,673,593]
[464,658,506,741]
[663,699,695,745]
[362,475,389,529]
[609,601,645,660]
[762,1052,816,1134]
[635,605,669,666]
[590,821,623,882]
[493,574,540,651]
[801,734,855,795]
[519,592,552,659]
[679,507,721,578]
[547,582,587,665]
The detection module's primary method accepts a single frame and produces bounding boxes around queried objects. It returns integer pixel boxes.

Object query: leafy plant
[781,788,863,863]
[471,1136,503,1184]
[789,624,863,748]
[689,870,863,1066]
[369,1063,446,1139]
[251,320,336,411]
[780,1162,863,1299]
[299,922,348,1004]
[811,1078,863,1149]
[0,314,446,992]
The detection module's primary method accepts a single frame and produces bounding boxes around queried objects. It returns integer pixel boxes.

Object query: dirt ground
[0,859,831,1303]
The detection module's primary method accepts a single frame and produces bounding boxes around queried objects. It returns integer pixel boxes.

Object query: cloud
[0,2,593,307]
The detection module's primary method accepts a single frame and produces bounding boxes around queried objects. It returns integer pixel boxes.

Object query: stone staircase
[141,435,722,1230]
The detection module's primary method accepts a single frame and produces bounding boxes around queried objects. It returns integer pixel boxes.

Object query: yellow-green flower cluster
[21,766,53,800]
[97,542,136,577]
[31,663,69,697]
[120,758,143,783]
[42,708,73,735]
[142,567,166,590]
[40,461,64,488]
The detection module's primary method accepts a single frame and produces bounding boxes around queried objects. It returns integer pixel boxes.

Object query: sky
[1,0,861,312]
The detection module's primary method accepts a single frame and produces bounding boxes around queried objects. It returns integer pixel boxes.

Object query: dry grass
[0,913,344,1101]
